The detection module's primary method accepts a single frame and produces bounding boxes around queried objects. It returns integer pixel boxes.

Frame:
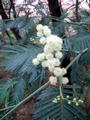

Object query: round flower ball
[49,76,57,85]
[53,67,63,77]
[32,58,39,65]
[62,77,69,84]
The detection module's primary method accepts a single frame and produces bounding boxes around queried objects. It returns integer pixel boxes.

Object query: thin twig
[66,48,88,70]
[76,0,79,22]
[0,105,15,112]
[58,77,63,120]
[62,49,80,54]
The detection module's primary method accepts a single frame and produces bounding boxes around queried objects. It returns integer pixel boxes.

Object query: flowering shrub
[32,24,69,85]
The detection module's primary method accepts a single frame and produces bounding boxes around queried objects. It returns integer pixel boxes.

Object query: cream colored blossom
[53,58,61,66]
[47,35,63,45]
[46,53,53,59]
[48,65,55,72]
[43,26,51,36]
[53,67,63,77]
[41,60,47,68]
[32,58,39,65]
[40,37,46,45]
[62,68,67,75]
[55,51,63,59]
[49,76,57,85]
[62,77,69,84]
[37,31,43,37]
[47,58,60,68]
[47,59,55,67]
[36,24,51,37]
[46,35,63,51]
[36,24,43,31]
[37,53,45,61]
[44,45,54,53]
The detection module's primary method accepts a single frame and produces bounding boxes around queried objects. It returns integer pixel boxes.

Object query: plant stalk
[0,105,15,112]
[59,77,63,120]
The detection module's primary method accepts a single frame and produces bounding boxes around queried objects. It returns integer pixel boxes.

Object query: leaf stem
[58,77,63,120]
[65,48,88,70]
[62,49,80,54]
[0,105,15,112]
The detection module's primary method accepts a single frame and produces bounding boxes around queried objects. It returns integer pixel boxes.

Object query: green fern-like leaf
[0,79,17,105]
[1,44,42,73]
[10,77,26,104]
[0,44,45,91]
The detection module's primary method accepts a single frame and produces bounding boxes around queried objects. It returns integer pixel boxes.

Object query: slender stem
[76,0,79,22]
[58,77,63,120]
[0,105,15,112]
[66,48,88,70]
[46,15,90,26]
[62,49,80,54]
[59,78,63,99]
[0,48,88,120]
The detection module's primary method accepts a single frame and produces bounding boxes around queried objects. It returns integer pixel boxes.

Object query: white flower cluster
[32,24,69,85]
[36,24,51,38]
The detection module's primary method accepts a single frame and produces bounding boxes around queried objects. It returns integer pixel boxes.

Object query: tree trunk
[76,0,80,22]
[47,0,61,18]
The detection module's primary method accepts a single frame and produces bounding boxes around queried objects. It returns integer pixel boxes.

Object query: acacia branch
[0,105,15,112]
[0,48,88,120]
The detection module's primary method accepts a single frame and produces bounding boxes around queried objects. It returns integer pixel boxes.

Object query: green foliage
[0,16,37,44]
[68,32,90,64]
[1,44,42,73]
[52,21,65,37]
[0,44,46,105]
[10,77,26,104]
[0,79,17,105]
[0,77,26,106]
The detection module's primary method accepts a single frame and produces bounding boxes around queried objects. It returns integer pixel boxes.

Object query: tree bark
[0,0,21,40]
[76,0,80,22]
[47,0,61,18]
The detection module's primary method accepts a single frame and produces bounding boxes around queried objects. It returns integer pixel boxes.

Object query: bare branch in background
[9,0,17,18]
[76,0,80,22]
[0,0,21,40]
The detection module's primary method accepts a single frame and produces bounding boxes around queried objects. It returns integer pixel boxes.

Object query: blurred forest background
[0,0,90,120]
